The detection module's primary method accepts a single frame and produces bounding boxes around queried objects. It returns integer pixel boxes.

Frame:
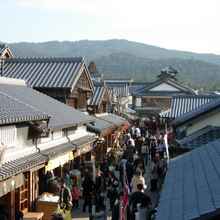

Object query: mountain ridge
[6,39,220,89]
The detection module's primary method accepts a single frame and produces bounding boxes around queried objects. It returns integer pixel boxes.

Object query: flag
[164,133,170,162]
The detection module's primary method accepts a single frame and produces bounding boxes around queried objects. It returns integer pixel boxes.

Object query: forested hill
[8,39,220,89]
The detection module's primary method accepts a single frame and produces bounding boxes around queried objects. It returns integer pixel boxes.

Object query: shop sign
[45,152,73,171]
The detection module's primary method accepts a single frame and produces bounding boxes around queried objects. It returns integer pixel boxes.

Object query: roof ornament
[158,66,178,80]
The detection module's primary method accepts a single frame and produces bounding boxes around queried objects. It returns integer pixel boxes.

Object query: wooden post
[9,190,16,220]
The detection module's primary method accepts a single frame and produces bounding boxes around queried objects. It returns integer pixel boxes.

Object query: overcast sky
[1,0,220,54]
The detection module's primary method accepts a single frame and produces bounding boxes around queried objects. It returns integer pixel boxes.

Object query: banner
[164,133,170,162]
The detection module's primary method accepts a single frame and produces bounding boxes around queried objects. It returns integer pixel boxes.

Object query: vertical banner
[164,133,170,162]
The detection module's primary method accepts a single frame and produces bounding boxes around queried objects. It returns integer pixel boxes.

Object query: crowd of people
[54,120,169,220]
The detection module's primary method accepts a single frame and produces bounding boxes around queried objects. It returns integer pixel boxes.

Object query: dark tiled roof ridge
[172,94,220,98]
[5,56,84,63]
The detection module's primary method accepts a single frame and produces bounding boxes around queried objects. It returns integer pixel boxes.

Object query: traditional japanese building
[0,77,96,220]
[132,67,195,117]
[104,78,132,114]
[172,98,220,140]
[87,84,111,114]
[3,57,94,111]
[0,44,14,58]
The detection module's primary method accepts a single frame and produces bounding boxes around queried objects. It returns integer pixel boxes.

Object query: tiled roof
[129,83,148,95]
[160,95,219,119]
[98,113,128,127]
[172,98,220,126]
[133,78,195,96]
[177,126,220,149]
[0,90,49,125]
[89,86,108,106]
[3,57,93,90]
[87,116,115,134]
[0,83,93,129]
[0,135,96,181]
[109,85,129,97]
[157,139,220,220]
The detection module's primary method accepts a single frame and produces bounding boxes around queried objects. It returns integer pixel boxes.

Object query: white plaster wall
[3,125,95,163]
[136,98,142,107]
[150,83,180,91]
[186,111,220,136]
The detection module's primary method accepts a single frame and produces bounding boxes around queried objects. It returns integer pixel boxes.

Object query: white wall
[179,110,220,136]
[2,125,95,163]
[187,111,220,135]
[150,83,180,91]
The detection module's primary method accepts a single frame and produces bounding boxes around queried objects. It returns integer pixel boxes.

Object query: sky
[1,0,220,54]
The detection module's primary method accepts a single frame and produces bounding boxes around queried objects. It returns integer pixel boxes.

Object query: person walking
[131,170,146,193]
[71,181,80,209]
[82,174,95,213]
[58,179,72,220]
[150,157,159,192]
[129,184,152,220]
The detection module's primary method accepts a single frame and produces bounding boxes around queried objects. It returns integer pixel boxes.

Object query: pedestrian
[95,169,106,211]
[129,184,152,220]
[150,157,159,192]
[71,180,80,209]
[141,141,149,167]
[134,126,141,139]
[150,137,157,161]
[157,139,165,159]
[131,170,146,193]
[111,192,122,220]
[58,178,72,220]
[82,174,95,213]
[126,157,134,191]
[59,178,72,211]
[107,179,119,211]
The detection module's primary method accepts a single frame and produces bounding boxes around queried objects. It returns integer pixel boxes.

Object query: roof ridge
[5,56,84,63]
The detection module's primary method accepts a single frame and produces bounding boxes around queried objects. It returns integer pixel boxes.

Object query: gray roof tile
[87,116,115,134]
[0,89,49,125]
[98,113,128,127]
[172,98,220,126]
[156,139,220,220]
[0,83,93,129]
[89,86,108,106]
[160,95,219,119]
[3,57,93,90]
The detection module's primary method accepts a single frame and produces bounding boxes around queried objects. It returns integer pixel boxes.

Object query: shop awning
[0,135,96,180]
[45,135,96,171]
[0,153,47,181]
[87,116,115,136]
[0,173,25,197]
[98,113,129,128]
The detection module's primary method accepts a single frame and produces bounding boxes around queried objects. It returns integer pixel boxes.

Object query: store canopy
[87,116,115,135]
[0,173,25,197]
[45,135,96,171]
[98,113,129,128]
